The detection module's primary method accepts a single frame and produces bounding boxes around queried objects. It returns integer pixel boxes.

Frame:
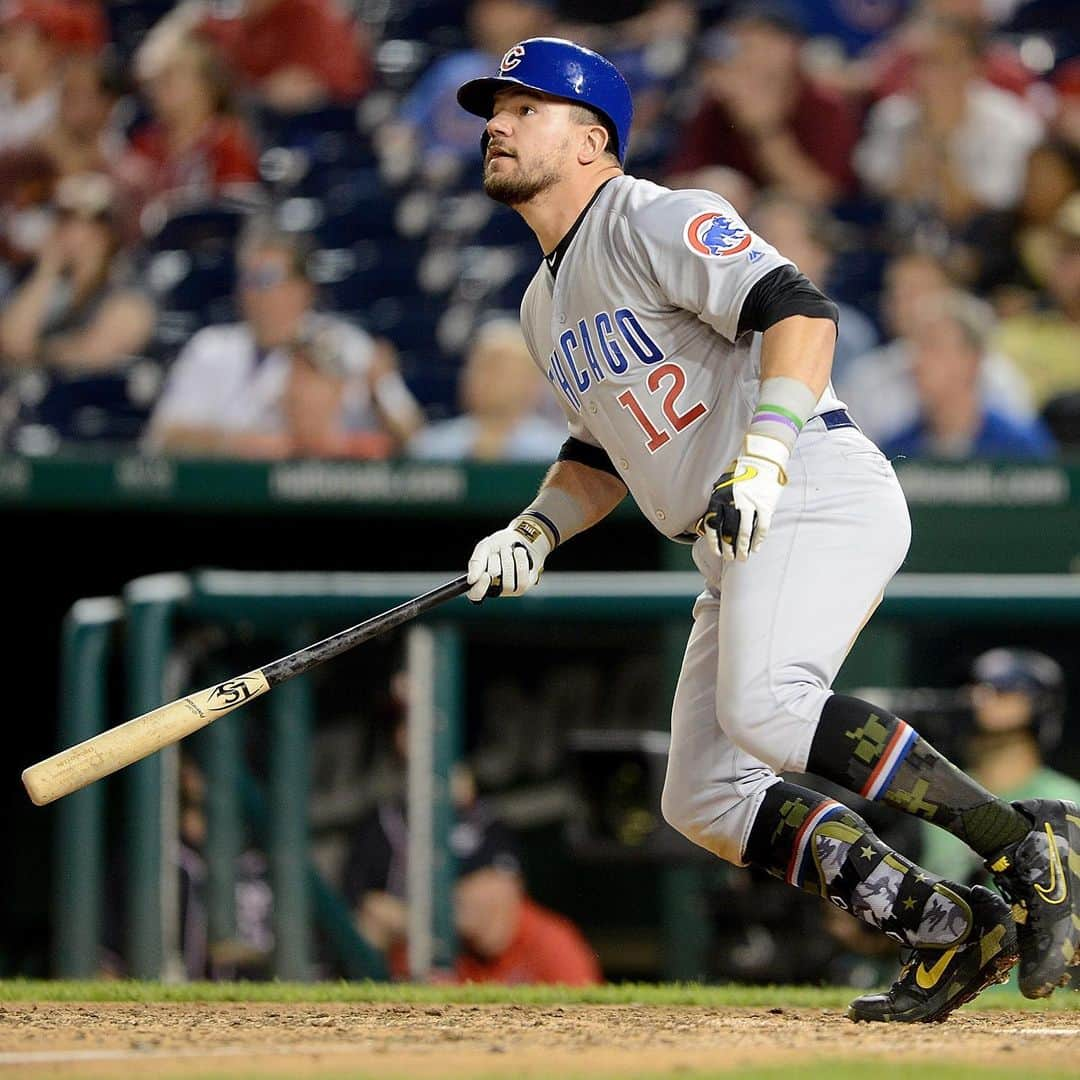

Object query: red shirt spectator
[199,0,372,108]
[665,9,859,205]
[455,896,603,986]
[665,78,859,198]
[56,0,106,52]
[119,35,260,227]
[868,37,1037,103]
[3,0,105,53]
[128,115,258,205]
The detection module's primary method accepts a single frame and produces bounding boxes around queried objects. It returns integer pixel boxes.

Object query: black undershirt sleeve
[557,436,623,480]
[736,264,839,338]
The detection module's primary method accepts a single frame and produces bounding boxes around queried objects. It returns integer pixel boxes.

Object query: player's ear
[577,123,610,165]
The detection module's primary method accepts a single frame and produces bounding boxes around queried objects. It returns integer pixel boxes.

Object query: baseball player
[456,38,1080,1021]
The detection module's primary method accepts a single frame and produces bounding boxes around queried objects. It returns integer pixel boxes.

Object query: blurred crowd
[0,0,1078,461]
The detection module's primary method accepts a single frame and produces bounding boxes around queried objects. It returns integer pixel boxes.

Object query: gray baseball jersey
[515,172,910,871]
[519,175,845,538]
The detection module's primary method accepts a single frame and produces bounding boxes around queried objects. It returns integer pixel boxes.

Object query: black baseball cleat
[847,885,1018,1023]
[985,799,1080,998]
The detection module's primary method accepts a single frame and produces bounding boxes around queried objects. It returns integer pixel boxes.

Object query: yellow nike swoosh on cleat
[916,946,958,989]
[1033,823,1068,905]
[979,923,1007,967]
[715,466,758,489]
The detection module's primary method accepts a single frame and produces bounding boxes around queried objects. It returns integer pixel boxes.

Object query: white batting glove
[702,436,789,562]
[466,516,554,602]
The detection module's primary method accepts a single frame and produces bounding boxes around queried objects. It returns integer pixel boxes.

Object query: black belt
[673,409,860,543]
[813,408,859,431]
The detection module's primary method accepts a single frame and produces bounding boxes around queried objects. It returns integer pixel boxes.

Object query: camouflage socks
[745,781,975,949]
[807,694,1031,856]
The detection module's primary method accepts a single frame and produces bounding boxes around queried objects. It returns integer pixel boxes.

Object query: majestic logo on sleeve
[683,212,753,258]
[500,44,526,72]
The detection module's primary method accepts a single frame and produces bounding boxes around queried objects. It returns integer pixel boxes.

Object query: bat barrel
[22,670,270,806]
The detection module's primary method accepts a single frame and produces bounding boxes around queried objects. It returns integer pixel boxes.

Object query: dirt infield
[2,1002,1079,1079]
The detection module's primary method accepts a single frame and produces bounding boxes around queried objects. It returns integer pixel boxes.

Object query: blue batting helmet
[457,37,634,163]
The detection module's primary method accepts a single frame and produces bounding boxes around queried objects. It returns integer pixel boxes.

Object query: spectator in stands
[0,52,127,268]
[997,193,1080,425]
[919,648,1080,900]
[0,0,66,152]
[836,250,1034,443]
[145,222,423,458]
[1016,59,1080,287]
[663,2,859,206]
[830,0,1039,105]
[0,172,156,370]
[118,34,260,228]
[103,754,275,980]
[344,684,602,986]
[787,0,907,60]
[407,316,564,462]
[137,0,372,114]
[854,16,1042,245]
[879,290,1056,460]
[664,165,755,218]
[30,50,125,183]
[748,192,878,385]
[377,0,554,184]
[174,755,275,980]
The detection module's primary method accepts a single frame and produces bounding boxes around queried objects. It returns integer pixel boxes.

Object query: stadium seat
[467,204,535,248]
[382,0,470,52]
[144,204,250,256]
[310,239,425,311]
[105,0,174,62]
[145,245,238,325]
[1042,391,1080,448]
[257,104,378,172]
[314,171,402,241]
[5,363,163,451]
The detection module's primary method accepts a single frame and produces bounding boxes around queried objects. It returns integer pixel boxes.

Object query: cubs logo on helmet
[683,212,753,258]
[500,44,526,72]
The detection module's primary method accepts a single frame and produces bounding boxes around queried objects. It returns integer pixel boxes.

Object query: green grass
[0,978,1077,1009]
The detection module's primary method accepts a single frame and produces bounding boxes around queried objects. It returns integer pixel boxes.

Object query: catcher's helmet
[970,647,1066,751]
[457,37,634,163]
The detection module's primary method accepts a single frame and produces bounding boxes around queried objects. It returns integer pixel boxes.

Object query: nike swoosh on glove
[703,443,788,562]
[466,516,554,602]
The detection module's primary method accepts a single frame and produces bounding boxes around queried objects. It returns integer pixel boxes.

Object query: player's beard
[483,147,563,206]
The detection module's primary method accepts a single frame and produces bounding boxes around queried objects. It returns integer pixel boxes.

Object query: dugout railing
[52,571,1080,982]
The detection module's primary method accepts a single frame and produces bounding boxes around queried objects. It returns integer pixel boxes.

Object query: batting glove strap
[466,516,554,602]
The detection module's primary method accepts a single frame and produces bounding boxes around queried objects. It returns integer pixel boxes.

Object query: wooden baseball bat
[23,575,470,806]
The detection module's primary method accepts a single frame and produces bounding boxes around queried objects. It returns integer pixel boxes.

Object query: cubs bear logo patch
[683,212,753,258]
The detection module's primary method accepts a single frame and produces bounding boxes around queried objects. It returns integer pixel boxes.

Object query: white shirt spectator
[855,80,1043,211]
[149,315,386,436]
[407,414,566,463]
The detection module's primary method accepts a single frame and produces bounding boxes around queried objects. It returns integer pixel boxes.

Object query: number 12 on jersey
[617,362,708,453]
